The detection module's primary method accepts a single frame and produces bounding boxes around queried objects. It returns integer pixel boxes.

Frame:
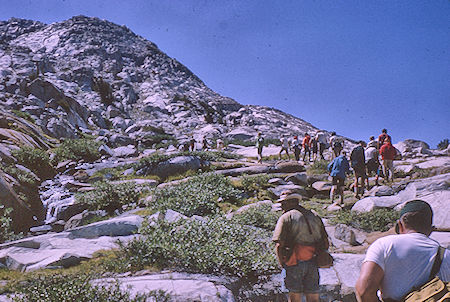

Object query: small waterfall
[40,174,76,224]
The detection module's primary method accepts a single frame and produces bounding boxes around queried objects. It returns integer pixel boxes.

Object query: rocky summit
[0,15,449,302]
[0,15,317,142]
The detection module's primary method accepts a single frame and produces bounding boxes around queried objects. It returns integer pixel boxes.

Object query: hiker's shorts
[284,260,319,294]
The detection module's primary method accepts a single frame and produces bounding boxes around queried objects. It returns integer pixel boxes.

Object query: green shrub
[76,182,142,215]
[11,110,35,123]
[11,273,166,302]
[141,133,177,149]
[53,138,101,163]
[135,151,240,176]
[119,217,278,277]
[231,203,280,230]
[437,139,449,150]
[1,165,39,187]
[331,208,398,232]
[0,206,22,243]
[11,146,54,179]
[148,174,243,217]
[240,174,272,192]
[307,160,329,175]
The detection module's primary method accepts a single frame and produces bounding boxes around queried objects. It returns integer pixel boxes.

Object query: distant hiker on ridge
[202,137,209,150]
[256,132,264,164]
[302,133,312,162]
[279,136,291,160]
[327,150,350,206]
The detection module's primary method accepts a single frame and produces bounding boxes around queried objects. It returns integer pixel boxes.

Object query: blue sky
[1,0,449,147]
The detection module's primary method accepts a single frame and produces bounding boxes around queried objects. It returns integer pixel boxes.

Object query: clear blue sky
[1,0,449,147]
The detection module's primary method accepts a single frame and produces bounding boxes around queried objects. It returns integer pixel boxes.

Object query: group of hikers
[258,129,399,204]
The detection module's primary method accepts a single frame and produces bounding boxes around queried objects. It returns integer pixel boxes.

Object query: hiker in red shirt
[379,139,396,183]
[377,129,392,150]
[302,133,312,162]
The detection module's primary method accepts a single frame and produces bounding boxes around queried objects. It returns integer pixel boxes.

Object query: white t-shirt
[315,132,327,144]
[364,233,450,301]
[365,147,378,162]
[281,138,289,148]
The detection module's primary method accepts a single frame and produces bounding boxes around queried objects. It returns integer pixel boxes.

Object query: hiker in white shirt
[356,200,450,302]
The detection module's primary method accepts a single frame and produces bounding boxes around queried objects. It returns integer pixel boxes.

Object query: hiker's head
[305,132,309,136]
[369,136,375,141]
[277,192,302,211]
[294,136,298,139]
[382,129,387,134]
[396,200,433,235]
[331,131,336,136]
[359,140,366,147]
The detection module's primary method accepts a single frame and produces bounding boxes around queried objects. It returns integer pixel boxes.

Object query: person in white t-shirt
[279,136,291,160]
[355,200,450,302]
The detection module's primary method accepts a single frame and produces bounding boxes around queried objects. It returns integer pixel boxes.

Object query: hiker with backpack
[350,141,367,199]
[365,136,380,188]
[292,135,302,162]
[310,136,319,162]
[273,192,331,302]
[380,139,397,183]
[356,200,450,302]
[327,150,350,206]
[329,132,344,159]
[377,128,392,150]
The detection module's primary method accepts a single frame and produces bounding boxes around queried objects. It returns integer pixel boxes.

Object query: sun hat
[276,193,303,203]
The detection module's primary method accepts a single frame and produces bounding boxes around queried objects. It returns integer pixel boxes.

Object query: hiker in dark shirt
[350,141,367,199]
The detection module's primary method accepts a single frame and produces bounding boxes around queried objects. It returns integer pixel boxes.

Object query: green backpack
[402,247,450,302]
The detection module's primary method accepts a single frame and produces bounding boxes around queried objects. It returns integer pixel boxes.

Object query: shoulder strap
[294,206,313,235]
[429,246,445,280]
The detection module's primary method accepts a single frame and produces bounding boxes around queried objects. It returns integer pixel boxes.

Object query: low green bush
[307,160,329,175]
[119,217,278,278]
[148,174,242,217]
[331,208,398,232]
[11,273,167,302]
[11,146,54,179]
[53,138,101,163]
[231,203,280,230]
[1,165,39,187]
[76,182,142,215]
[11,110,35,123]
[0,206,22,243]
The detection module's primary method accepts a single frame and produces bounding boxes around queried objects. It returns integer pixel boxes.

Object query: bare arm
[274,241,285,268]
[355,261,384,302]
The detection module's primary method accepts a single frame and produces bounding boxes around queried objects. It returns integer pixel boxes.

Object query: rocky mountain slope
[0,16,317,142]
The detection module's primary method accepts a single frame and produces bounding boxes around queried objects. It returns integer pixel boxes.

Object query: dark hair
[331,131,336,136]
[382,129,387,133]
[401,211,432,234]
[369,136,374,140]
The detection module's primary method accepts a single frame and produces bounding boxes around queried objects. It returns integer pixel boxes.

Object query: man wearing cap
[272,192,330,302]
[356,200,450,302]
